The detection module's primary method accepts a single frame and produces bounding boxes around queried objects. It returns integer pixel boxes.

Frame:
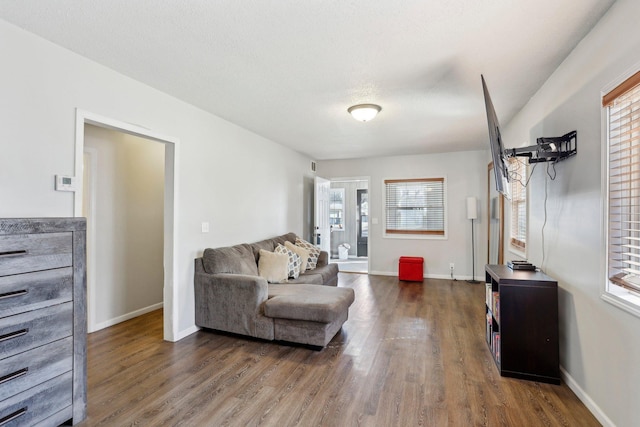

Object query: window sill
[602,284,640,319]
[508,246,526,260]
[383,232,447,240]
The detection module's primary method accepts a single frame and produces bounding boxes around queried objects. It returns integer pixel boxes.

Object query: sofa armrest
[194,271,273,339]
[317,250,329,267]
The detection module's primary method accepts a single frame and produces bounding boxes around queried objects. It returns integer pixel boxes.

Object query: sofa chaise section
[266,284,354,346]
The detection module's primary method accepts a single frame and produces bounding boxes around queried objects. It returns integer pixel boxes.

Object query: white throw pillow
[284,241,309,272]
[274,244,301,279]
[258,249,289,283]
[294,237,321,270]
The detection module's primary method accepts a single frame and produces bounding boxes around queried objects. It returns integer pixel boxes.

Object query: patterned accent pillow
[284,241,309,272]
[275,244,301,279]
[294,237,320,270]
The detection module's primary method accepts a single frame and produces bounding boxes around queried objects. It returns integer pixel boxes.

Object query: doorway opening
[83,126,165,334]
[74,110,179,342]
[329,178,369,273]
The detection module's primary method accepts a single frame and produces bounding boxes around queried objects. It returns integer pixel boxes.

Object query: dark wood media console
[484,264,560,385]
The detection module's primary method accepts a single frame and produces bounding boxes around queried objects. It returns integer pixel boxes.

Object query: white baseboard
[560,366,615,427]
[90,302,164,333]
[368,270,476,281]
[175,325,200,341]
[368,270,395,276]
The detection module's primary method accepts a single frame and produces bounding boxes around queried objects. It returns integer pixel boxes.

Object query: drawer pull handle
[0,290,28,300]
[0,328,29,343]
[0,250,28,258]
[0,407,27,426]
[0,367,28,385]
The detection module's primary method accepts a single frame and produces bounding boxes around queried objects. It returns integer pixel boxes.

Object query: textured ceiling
[0,1,615,160]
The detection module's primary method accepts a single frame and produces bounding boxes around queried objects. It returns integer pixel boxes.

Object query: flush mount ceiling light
[347,103,382,122]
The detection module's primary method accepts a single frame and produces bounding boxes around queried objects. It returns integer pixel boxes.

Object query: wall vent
[311,161,316,172]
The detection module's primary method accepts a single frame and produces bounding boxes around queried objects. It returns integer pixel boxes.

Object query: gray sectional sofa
[194,232,354,347]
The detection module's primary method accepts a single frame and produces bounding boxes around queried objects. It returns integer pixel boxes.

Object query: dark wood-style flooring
[79,273,600,426]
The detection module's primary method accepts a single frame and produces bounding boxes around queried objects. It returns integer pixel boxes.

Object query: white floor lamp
[467,197,480,283]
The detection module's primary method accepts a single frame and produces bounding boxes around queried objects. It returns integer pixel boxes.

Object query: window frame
[602,65,640,318]
[329,188,345,232]
[509,158,527,256]
[382,177,447,240]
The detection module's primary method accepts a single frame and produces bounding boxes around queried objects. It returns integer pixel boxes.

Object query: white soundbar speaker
[466,196,478,220]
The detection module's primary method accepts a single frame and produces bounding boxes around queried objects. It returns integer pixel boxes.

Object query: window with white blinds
[384,178,445,235]
[605,71,640,296]
[509,159,527,251]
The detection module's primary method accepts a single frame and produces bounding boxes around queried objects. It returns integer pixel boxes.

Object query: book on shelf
[492,292,500,322]
[492,332,500,363]
[485,282,492,306]
[486,313,492,345]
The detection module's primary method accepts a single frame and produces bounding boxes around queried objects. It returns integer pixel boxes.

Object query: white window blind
[384,178,445,235]
[509,159,527,251]
[606,71,640,294]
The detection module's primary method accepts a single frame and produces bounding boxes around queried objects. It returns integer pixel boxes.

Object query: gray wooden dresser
[0,218,86,426]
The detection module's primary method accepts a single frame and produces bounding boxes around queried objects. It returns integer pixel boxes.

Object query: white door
[314,176,331,253]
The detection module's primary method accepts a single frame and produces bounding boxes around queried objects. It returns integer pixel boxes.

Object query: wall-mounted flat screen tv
[481,75,511,200]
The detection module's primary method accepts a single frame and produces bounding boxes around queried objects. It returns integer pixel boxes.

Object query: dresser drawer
[0,268,73,318]
[0,232,72,277]
[0,336,72,401]
[0,371,72,427]
[0,303,72,360]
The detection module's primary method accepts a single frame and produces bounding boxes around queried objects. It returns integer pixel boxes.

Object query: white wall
[318,150,487,280]
[0,19,314,340]
[500,0,640,425]
[84,125,164,330]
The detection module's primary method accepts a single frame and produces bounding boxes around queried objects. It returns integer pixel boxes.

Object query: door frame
[81,147,98,333]
[328,176,371,272]
[74,109,180,342]
[314,176,331,253]
[487,162,504,265]
[356,188,369,257]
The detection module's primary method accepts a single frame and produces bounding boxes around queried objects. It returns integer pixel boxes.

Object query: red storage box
[399,256,424,281]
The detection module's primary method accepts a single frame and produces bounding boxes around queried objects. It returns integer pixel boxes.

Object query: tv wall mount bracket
[504,130,577,164]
